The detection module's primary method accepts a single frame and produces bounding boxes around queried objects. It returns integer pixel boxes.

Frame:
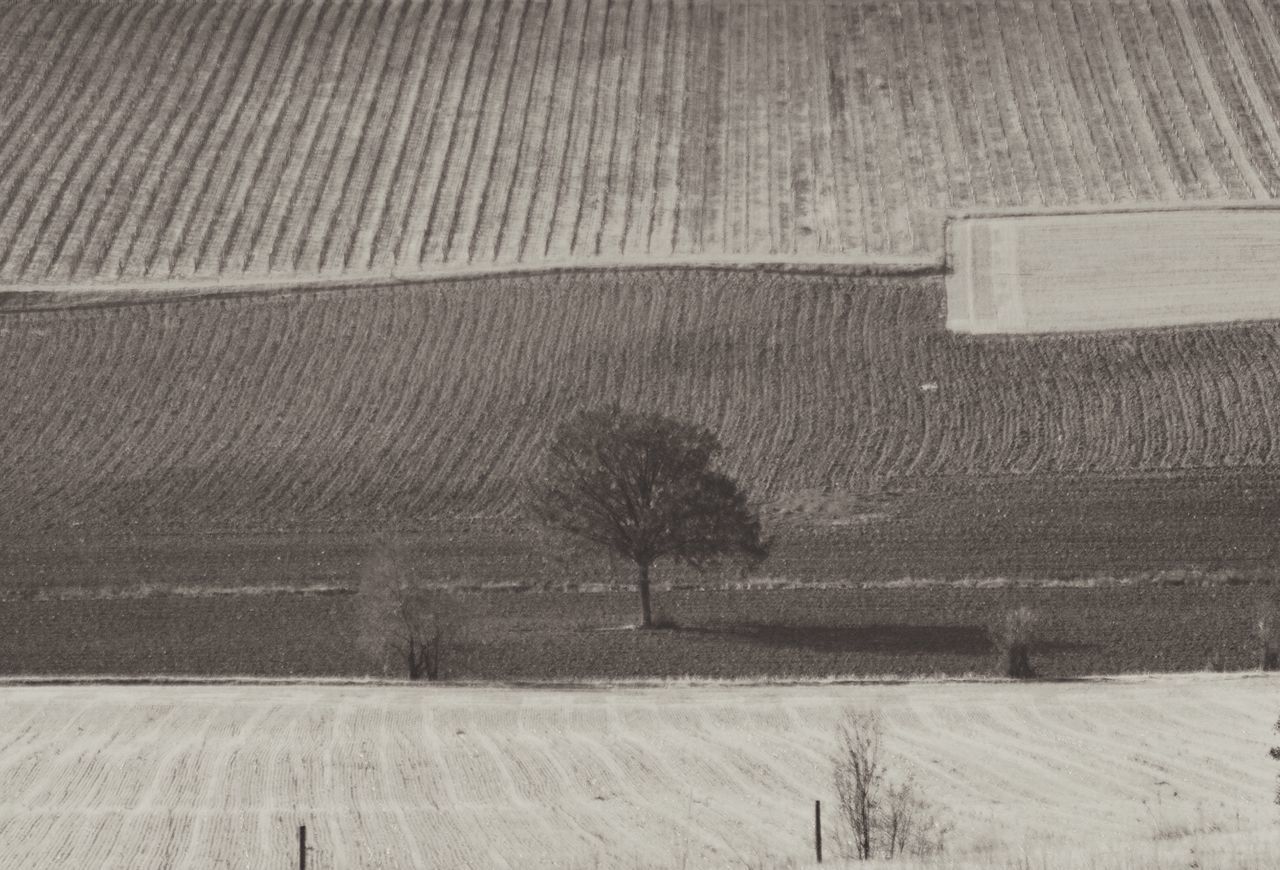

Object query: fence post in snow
[814,799,822,863]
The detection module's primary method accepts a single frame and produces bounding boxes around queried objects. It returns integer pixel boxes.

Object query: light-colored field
[946,206,1280,333]
[3,0,1280,290]
[0,675,1272,868]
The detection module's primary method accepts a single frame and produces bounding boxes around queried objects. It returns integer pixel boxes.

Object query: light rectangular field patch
[945,207,1280,333]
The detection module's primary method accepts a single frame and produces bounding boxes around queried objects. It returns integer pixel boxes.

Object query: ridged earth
[4,268,1280,532]
[2,0,1280,287]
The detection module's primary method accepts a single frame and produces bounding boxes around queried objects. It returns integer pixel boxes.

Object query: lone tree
[529,406,768,628]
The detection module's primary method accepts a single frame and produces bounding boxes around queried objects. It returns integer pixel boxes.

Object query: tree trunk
[1006,643,1034,678]
[637,562,653,628]
[407,637,419,680]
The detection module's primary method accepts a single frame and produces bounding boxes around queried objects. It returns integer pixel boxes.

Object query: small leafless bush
[649,601,679,629]
[992,605,1037,678]
[356,545,461,680]
[1271,715,1280,805]
[832,710,949,860]
[1256,602,1280,671]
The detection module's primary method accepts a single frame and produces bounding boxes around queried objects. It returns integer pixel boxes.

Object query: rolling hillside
[4,268,1280,536]
[2,0,1280,288]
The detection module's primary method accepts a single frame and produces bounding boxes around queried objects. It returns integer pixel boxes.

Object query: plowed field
[4,0,1280,288]
[0,678,1269,868]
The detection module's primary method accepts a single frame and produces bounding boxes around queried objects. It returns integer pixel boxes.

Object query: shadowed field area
[0,582,1265,680]
[5,469,1279,591]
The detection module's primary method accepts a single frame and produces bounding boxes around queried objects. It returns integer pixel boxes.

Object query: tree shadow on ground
[673,623,1093,655]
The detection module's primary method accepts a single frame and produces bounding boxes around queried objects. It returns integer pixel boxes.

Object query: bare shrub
[1256,602,1280,671]
[649,601,679,629]
[832,710,949,860]
[356,545,460,680]
[1271,716,1280,805]
[992,605,1037,678]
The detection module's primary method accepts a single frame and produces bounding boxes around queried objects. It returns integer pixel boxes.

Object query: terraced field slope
[0,677,1270,868]
[5,269,1280,534]
[3,0,1280,288]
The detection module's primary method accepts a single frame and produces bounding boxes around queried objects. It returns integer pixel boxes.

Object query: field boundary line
[0,254,944,305]
[945,198,1280,221]
[0,672,1274,690]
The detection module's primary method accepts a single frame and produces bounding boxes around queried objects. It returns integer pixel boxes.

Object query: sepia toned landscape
[5,0,1280,866]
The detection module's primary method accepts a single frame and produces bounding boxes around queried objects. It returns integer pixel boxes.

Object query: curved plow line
[38,0,209,281]
[161,2,296,280]
[209,0,338,277]
[460,1,548,266]
[984,0,1062,206]
[236,0,355,275]
[0,1,115,213]
[1167,0,1269,197]
[162,2,316,278]
[109,1,264,279]
[343,0,444,273]
[586,0,644,258]
[0,2,153,280]
[1089,0,1184,199]
[257,1,372,276]
[490,0,567,264]
[555,0,616,259]
[314,0,420,274]
[918,702,1136,822]
[1023,0,1110,202]
[609,0,659,258]
[452,0,537,266]
[144,1,284,278]
[626,0,674,258]
[10,315,145,522]
[1205,0,1280,188]
[65,1,234,281]
[0,2,67,112]
[1126,0,1224,198]
[420,0,509,266]
[285,0,396,276]
[395,0,490,267]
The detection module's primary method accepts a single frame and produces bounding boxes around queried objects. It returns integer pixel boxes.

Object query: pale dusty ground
[0,675,1274,869]
[947,208,1280,334]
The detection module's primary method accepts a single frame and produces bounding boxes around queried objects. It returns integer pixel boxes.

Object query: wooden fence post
[814,799,822,863]
[299,825,307,870]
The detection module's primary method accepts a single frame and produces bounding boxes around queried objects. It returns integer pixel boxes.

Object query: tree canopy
[529,406,768,626]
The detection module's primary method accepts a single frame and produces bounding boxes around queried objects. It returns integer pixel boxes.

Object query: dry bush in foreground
[1256,601,1280,671]
[833,710,949,861]
[355,546,460,680]
[992,606,1038,679]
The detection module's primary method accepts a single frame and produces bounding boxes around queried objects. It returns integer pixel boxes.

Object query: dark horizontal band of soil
[0,585,1266,681]
[5,470,1280,592]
